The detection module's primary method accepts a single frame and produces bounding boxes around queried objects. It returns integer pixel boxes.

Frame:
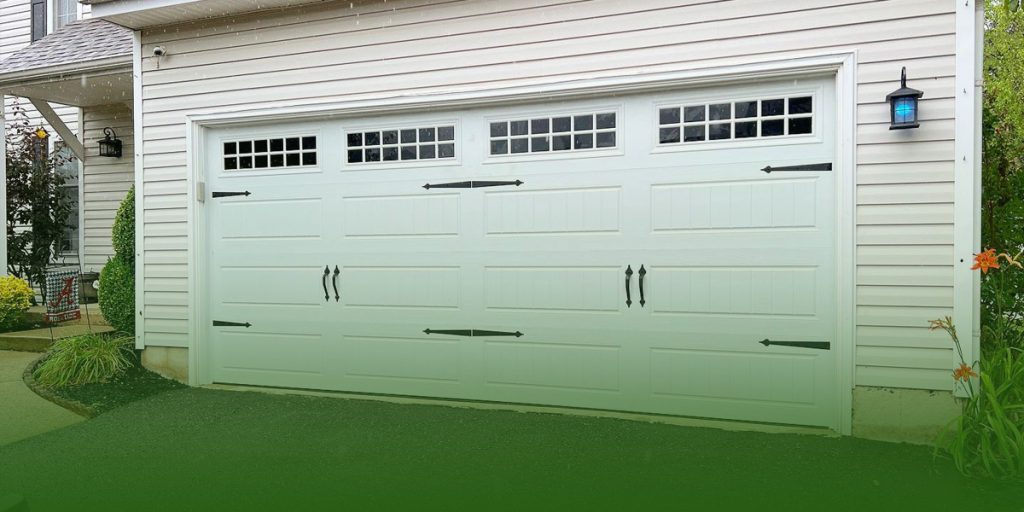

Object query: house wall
[81,103,133,272]
[2,0,88,268]
[136,0,960,391]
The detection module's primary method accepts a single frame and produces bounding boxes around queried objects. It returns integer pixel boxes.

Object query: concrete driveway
[0,387,1021,512]
[0,350,83,446]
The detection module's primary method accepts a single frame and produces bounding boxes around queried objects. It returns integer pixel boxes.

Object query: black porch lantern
[886,67,924,130]
[99,127,122,157]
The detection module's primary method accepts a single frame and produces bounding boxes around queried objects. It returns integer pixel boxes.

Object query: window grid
[658,96,813,145]
[489,112,617,156]
[346,125,456,164]
[223,136,317,171]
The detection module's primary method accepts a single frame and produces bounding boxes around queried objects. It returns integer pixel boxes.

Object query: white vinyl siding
[137,0,958,391]
[81,104,133,272]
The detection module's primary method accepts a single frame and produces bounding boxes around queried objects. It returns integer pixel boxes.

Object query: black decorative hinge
[423,180,523,190]
[760,163,833,173]
[759,339,830,350]
[213,320,252,328]
[423,328,524,338]
[212,191,252,198]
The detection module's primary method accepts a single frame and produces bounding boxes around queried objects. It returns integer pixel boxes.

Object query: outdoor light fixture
[34,127,48,139]
[99,127,122,158]
[886,67,923,130]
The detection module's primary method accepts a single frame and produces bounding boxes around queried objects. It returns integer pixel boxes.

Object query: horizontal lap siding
[138,0,959,390]
[81,104,134,272]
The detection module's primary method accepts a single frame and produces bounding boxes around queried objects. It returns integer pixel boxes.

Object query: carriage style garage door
[203,76,840,428]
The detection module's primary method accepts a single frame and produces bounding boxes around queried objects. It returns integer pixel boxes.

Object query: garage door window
[346,125,456,164]
[224,136,317,170]
[657,96,813,145]
[489,111,616,156]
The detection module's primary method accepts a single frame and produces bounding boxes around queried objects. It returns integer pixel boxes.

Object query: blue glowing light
[893,98,916,124]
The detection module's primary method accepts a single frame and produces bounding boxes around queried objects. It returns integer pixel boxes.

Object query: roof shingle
[0,18,132,76]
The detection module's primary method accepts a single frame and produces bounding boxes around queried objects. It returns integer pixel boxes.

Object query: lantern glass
[893,97,917,125]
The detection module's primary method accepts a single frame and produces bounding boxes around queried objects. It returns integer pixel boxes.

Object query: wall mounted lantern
[886,67,923,130]
[99,127,122,158]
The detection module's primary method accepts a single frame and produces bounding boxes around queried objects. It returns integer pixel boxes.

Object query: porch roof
[0,19,132,107]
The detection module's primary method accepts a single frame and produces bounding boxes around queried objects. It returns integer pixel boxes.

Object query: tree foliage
[4,101,74,296]
[112,186,134,263]
[982,2,1024,333]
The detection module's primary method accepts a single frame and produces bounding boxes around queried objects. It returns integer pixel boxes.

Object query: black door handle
[332,266,340,302]
[625,265,633,308]
[638,265,646,307]
[321,266,330,302]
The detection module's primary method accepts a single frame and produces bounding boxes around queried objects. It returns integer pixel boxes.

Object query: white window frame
[215,127,323,179]
[482,104,624,164]
[340,118,461,172]
[47,0,81,34]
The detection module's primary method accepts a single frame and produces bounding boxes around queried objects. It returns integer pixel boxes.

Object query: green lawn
[1,388,1020,512]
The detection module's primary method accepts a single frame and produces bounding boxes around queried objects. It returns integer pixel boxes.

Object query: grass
[1,388,1022,512]
[33,333,135,388]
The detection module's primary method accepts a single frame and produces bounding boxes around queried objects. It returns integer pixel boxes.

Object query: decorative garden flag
[45,267,81,323]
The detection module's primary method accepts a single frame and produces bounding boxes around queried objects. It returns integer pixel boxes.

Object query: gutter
[0,56,132,89]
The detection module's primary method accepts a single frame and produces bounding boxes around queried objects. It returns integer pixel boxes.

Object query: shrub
[34,333,134,387]
[99,255,134,335]
[0,275,33,331]
[112,186,134,263]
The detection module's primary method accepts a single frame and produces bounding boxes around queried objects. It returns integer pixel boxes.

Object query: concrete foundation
[852,386,962,445]
[141,347,188,383]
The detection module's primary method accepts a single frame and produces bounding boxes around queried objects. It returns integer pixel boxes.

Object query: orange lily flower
[971,249,1000,274]
[952,363,978,382]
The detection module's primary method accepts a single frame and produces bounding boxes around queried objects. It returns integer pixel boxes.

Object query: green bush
[99,255,135,335]
[112,186,134,263]
[0,275,33,331]
[34,333,134,388]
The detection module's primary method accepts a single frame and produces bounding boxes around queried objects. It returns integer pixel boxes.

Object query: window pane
[761,119,784,136]
[659,127,680,144]
[254,139,268,153]
[789,117,812,135]
[419,145,436,159]
[382,147,399,161]
[683,125,705,142]
[735,101,757,118]
[490,140,508,155]
[401,129,417,143]
[401,146,417,160]
[270,139,285,152]
[285,153,300,166]
[531,137,550,152]
[438,143,455,158]
[365,148,380,162]
[683,106,705,123]
[382,130,398,145]
[364,132,380,146]
[238,141,252,154]
[303,152,317,166]
[789,96,813,114]
[761,99,784,116]
[272,154,286,167]
[490,122,507,138]
[224,158,238,170]
[596,132,616,148]
[659,108,680,125]
[709,103,731,121]
[510,121,529,136]
[531,119,550,134]
[224,142,237,155]
[254,155,268,168]
[735,121,757,138]
[302,136,317,150]
[239,156,253,169]
[286,138,300,151]
[596,113,616,129]
[552,117,572,133]
[419,128,436,142]
[573,133,593,150]
[552,134,572,150]
[437,126,455,141]
[709,123,731,140]
[573,115,593,131]
[511,138,529,154]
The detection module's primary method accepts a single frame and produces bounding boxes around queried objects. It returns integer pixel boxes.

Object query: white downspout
[1,94,7,276]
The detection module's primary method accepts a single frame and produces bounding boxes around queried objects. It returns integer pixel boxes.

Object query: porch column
[1,93,6,276]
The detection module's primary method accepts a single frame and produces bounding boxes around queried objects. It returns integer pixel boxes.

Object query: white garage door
[203,77,839,428]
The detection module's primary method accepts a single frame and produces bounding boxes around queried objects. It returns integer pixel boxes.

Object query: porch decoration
[44,267,81,323]
[886,67,924,130]
[98,127,123,157]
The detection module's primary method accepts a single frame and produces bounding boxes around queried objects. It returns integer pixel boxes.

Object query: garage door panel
[340,266,462,310]
[482,340,622,394]
[649,348,818,405]
[650,178,820,232]
[218,197,324,240]
[649,266,819,318]
[212,330,326,383]
[483,266,622,313]
[483,187,621,236]
[343,193,461,238]
[218,265,327,307]
[339,335,463,384]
